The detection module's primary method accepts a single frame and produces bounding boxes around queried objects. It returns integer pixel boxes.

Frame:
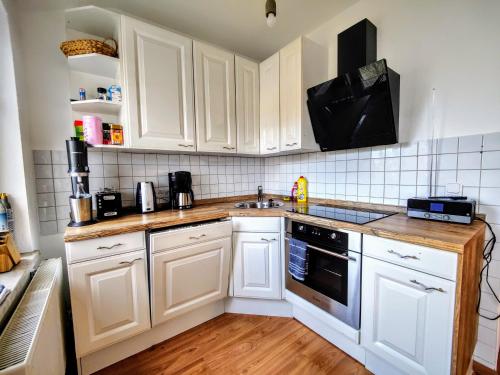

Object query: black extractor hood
[307,19,400,152]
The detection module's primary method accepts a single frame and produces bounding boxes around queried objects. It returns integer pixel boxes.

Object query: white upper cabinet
[235,56,260,154]
[193,41,237,153]
[361,255,456,375]
[279,37,327,152]
[122,16,196,151]
[259,52,280,154]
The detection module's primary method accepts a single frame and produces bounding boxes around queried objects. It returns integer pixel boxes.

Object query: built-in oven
[285,219,361,329]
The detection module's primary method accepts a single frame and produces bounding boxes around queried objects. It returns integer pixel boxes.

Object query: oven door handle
[285,237,356,262]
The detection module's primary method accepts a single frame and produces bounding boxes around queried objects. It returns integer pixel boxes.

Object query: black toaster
[96,189,122,220]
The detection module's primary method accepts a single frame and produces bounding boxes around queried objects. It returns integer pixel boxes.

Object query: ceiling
[77,0,357,60]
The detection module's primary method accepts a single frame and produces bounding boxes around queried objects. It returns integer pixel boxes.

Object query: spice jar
[102,123,111,145]
[110,124,123,145]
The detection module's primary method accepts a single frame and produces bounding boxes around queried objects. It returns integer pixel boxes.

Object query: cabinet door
[235,56,260,154]
[68,250,150,357]
[232,232,281,299]
[122,16,195,151]
[361,256,456,375]
[152,237,231,326]
[279,38,302,151]
[193,41,236,153]
[259,52,280,154]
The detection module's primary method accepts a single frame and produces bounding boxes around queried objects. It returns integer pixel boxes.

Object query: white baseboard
[365,350,405,375]
[224,297,293,317]
[286,290,365,364]
[80,300,225,375]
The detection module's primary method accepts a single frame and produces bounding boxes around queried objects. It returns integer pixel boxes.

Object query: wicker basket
[60,38,118,58]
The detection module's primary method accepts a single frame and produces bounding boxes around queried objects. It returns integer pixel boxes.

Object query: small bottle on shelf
[97,87,107,101]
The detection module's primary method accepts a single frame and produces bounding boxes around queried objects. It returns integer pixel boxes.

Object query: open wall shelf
[68,54,119,78]
[71,99,121,115]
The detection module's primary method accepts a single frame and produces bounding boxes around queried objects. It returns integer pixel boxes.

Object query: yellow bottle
[296,176,308,203]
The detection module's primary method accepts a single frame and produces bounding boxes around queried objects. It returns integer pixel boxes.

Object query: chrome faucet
[257,186,263,202]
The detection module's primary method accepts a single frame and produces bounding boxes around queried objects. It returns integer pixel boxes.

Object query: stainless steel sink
[234,200,284,209]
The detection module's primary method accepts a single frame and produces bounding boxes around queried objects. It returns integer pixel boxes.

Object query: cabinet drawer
[363,235,457,281]
[150,220,232,254]
[232,217,281,232]
[66,232,145,264]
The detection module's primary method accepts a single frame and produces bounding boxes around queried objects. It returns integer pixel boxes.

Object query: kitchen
[0,1,499,375]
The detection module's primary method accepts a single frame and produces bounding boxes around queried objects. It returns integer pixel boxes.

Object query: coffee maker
[168,171,194,209]
[66,137,94,226]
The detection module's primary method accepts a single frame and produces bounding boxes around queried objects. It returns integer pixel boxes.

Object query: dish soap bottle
[291,181,298,202]
[296,176,308,203]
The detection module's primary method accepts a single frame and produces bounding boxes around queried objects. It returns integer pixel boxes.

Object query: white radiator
[0,258,65,375]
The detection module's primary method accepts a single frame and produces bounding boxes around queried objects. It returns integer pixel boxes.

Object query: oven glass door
[292,240,349,306]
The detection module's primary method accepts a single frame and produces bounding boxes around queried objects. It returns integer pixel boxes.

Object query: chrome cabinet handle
[189,234,207,240]
[97,243,124,250]
[261,238,277,242]
[410,279,446,293]
[266,147,277,150]
[285,142,298,147]
[222,146,236,150]
[387,249,419,260]
[178,144,194,147]
[284,237,356,262]
[119,258,142,265]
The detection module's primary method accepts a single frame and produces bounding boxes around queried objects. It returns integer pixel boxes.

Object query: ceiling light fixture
[265,0,277,28]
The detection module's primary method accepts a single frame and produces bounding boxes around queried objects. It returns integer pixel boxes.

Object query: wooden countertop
[64,197,485,254]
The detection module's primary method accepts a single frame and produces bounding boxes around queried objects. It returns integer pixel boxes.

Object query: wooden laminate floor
[96,313,371,375]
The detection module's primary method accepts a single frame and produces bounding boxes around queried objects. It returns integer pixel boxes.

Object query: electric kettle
[136,182,156,213]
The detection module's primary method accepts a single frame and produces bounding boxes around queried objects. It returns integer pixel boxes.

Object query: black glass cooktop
[287,204,396,224]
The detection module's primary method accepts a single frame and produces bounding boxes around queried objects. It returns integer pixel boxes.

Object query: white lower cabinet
[68,250,151,357]
[152,237,232,326]
[361,255,456,375]
[232,232,281,299]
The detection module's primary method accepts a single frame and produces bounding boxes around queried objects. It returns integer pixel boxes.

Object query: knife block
[0,233,21,273]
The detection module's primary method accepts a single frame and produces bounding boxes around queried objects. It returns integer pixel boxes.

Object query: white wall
[306,0,500,143]
[4,0,77,256]
[0,0,39,251]
[9,0,75,152]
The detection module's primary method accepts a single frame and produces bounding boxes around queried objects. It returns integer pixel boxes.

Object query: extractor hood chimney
[337,18,377,76]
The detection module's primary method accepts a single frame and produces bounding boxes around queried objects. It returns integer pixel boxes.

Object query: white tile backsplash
[458,152,482,170]
[483,132,500,151]
[458,134,483,153]
[401,142,418,156]
[481,170,500,188]
[35,150,263,233]
[87,151,102,165]
[264,133,500,217]
[33,150,51,165]
[482,151,500,170]
[437,137,458,154]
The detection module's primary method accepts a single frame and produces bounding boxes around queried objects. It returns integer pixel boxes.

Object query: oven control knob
[330,233,337,240]
[298,225,305,231]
